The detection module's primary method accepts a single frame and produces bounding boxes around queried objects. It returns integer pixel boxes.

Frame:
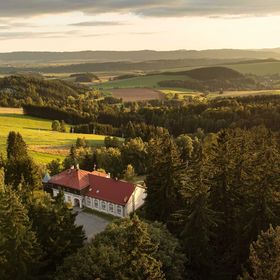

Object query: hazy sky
[1,0,280,52]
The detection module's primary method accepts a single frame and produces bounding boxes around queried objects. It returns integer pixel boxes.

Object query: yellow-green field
[0,113,105,165]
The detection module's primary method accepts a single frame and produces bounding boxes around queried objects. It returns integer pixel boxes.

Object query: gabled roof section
[49,168,91,190]
[87,174,136,206]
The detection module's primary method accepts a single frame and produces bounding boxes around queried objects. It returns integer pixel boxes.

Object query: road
[75,209,110,241]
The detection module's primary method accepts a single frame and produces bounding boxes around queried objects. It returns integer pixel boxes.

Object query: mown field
[111,88,165,102]
[0,113,105,165]
[226,61,280,75]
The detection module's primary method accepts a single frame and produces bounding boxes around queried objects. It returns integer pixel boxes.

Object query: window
[117,206,122,215]
[94,199,99,208]
[109,203,114,213]
[86,197,91,206]
[101,201,106,210]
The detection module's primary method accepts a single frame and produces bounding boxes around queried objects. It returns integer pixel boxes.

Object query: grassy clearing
[93,74,191,89]
[0,113,105,165]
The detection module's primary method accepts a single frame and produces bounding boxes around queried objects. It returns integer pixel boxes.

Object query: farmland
[111,88,165,102]
[94,74,192,89]
[0,113,105,164]
[226,61,280,75]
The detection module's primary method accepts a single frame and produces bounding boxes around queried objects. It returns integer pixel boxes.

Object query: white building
[44,168,146,218]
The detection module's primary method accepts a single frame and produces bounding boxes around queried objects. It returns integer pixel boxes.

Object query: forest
[1,72,280,280]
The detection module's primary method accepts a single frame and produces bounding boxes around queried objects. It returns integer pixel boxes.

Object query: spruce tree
[145,133,185,222]
[239,225,280,280]
[0,188,41,279]
[28,191,85,278]
[173,145,219,279]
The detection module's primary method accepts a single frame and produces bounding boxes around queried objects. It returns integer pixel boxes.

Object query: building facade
[44,168,146,218]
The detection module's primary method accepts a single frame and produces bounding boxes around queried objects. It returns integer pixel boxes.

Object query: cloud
[69,20,126,27]
[1,0,280,18]
[0,30,80,40]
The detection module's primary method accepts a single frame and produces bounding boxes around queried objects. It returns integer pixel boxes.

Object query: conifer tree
[28,191,85,278]
[0,188,41,279]
[173,145,219,279]
[239,225,280,280]
[145,133,185,222]
[7,131,28,160]
[55,216,168,280]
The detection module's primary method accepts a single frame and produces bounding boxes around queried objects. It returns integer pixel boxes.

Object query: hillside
[164,66,243,80]
[0,112,105,164]
[0,75,87,107]
[1,49,280,65]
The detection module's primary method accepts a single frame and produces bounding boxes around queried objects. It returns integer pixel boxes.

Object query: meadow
[226,61,280,75]
[94,74,192,89]
[0,113,105,165]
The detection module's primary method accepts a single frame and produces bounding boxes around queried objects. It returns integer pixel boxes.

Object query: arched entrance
[74,198,81,208]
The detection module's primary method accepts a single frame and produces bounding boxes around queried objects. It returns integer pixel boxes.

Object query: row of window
[86,197,122,215]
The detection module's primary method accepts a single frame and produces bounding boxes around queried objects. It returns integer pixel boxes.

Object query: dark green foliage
[51,120,60,131]
[145,134,185,222]
[5,132,41,190]
[239,225,280,280]
[0,188,41,280]
[56,216,186,280]
[104,136,122,148]
[46,159,62,176]
[122,137,147,174]
[7,131,28,160]
[28,191,85,279]
[76,137,88,148]
[63,145,78,169]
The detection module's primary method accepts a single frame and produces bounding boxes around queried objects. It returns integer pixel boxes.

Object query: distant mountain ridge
[1,48,280,65]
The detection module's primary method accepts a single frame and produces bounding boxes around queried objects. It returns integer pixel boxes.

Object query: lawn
[0,113,105,165]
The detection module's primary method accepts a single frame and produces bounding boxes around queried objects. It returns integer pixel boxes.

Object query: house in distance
[43,166,146,217]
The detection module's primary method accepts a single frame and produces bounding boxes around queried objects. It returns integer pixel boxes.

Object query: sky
[1,0,280,52]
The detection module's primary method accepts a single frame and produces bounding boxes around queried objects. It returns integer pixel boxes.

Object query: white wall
[124,186,146,216]
[52,188,83,208]
[84,196,124,217]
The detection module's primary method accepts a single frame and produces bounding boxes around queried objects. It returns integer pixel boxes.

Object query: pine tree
[6,131,28,160]
[239,225,280,280]
[5,132,41,191]
[28,191,85,278]
[0,188,41,279]
[145,133,185,222]
[173,145,219,279]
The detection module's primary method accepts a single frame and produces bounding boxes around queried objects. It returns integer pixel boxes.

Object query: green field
[94,74,192,89]
[0,114,105,165]
[226,61,280,75]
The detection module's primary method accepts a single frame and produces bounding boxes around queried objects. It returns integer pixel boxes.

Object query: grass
[226,61,280,75]
[207,89,280,99]
[0,113,105,165]
[93,74,192,89]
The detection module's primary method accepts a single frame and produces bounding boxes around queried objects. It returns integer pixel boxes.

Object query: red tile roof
[49,169,91,190]
[86,175,135,206]
[48,168,135,205]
